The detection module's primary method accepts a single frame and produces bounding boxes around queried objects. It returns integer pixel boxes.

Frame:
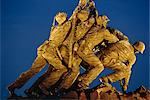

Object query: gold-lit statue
[8,0,145,98]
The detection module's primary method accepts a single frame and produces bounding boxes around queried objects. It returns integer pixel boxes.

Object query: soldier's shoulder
[54,20,71,30]
[118,40,135,52]
[62,20,71,26]
[119,40,130,45]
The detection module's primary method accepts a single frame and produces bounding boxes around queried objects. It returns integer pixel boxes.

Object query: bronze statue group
[8,0,145,98]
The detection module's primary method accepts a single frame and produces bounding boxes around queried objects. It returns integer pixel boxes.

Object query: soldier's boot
[26,85,50,98]
[7,56,46,96]
[7,84,17,97]
[7,71,35,96]
[99,77,116,93]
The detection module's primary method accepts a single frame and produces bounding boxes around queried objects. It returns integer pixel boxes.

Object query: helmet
[55,12,67,25]
[77,9,89,22]
[133,41,145,54]
[96,15,110,26]
[79,0,87,8]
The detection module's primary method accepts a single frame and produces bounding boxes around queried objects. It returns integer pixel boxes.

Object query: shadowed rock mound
[8,86,150,100]
[61,86,150,100]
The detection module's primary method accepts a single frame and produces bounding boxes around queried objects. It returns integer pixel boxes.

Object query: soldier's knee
[98,66,104,73]
[96,62,104,70]
[101,66,104,71]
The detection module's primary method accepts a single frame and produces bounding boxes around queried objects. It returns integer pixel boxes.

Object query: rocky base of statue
[8,85,150,100]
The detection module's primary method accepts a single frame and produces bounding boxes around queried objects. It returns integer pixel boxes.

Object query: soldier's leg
[26,46,69,95]
[77,45,104,89]
[100,63,131,85]
[8,55,47,94]
[53,45,81,90]
[38,50,68,89]
[26,65,53,95]
[99,67,131,93]
[59,54,82,89]
[60,45,69,64]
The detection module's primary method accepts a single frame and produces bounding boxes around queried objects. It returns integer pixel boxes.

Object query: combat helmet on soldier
[133,41,145,54]
[55,12,67,25]
[96,15,110,28]
[77,8,90,22]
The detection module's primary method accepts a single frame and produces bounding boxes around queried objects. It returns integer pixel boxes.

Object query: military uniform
[57,13,96,89]
[97,40,136,91]
[34,20,71,89]
[51,28,118,90]
[22,0,95,91]
[76,28,119,89]
[8,18,71,94]
[37,16,95,90]
[50,28,128,90]
[57,27,119,90]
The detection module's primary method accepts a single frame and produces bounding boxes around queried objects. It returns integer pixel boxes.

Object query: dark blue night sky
[1,0,149,99]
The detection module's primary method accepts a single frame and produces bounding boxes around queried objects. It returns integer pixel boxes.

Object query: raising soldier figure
[7,12,71,96]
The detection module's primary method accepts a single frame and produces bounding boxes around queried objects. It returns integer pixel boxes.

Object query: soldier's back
[99,40,135,66]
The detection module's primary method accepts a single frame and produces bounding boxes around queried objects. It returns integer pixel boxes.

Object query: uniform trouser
[101,62,131,84]
[9,44,67,90]
[9,55,47,90]
[37,45,82,90]
[76,43,104,88]
[60,45,131,89]
[27,45,80,92]
[58,45,82,89]
[38,47,68,89]
[59,44,131,90]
